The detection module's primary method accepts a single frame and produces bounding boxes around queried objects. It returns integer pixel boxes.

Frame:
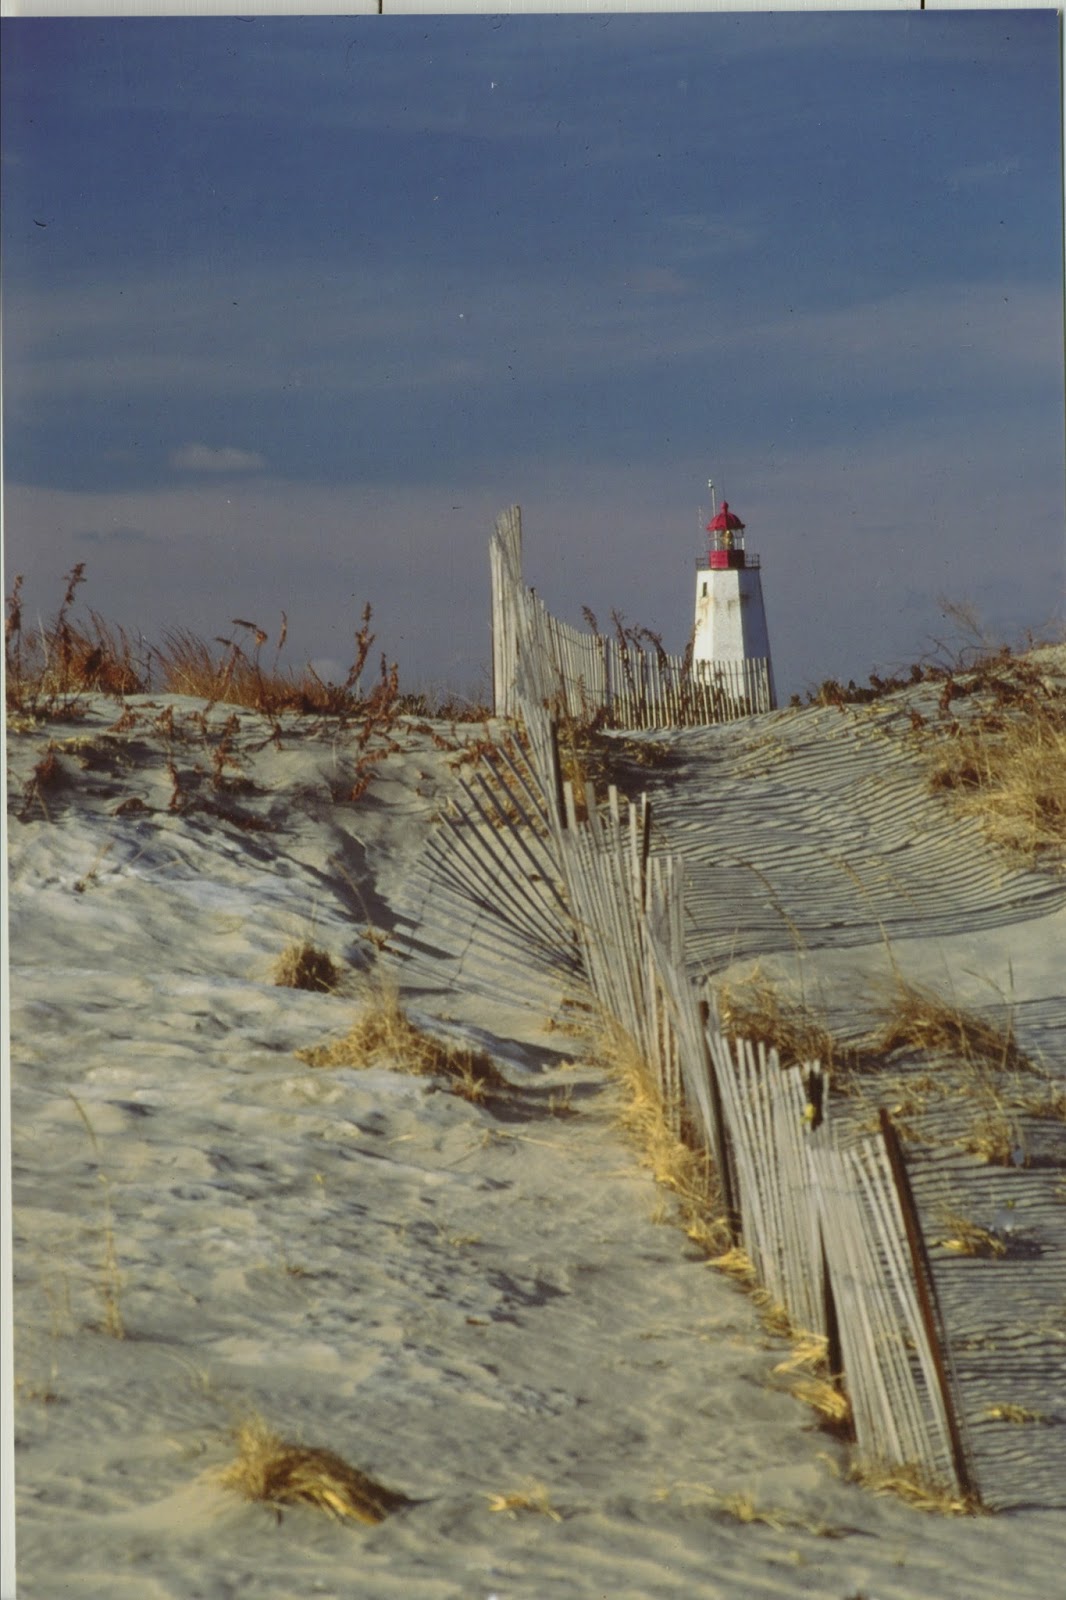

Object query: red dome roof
[707,500,745,533]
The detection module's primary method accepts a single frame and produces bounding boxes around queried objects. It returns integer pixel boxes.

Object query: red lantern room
[706,501,751,569]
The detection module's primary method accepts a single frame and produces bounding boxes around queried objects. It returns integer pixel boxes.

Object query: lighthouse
[692,488,777,710]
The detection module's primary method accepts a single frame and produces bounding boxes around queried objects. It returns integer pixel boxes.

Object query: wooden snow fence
[705,1033,975,1496]
[553,783,976,1500]
[490,504,773,729]
[388,730,580,1015]
[393,507,982,1506]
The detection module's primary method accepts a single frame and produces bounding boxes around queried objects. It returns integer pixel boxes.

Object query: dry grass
[5,565,148,719]
[750,1287,793,1339]
[296,979,509,1102]
[1010,1084,1066,1122]
[65,1095,126,1337]
[857,1071,1025,1168]
[593,1015,853,1440]
[96,1174,125,1340]
[155,606,384,718]
[218,1415,412,1523]
[272,941,340,994]
[849,973,1053,1163]
[595,1016,730,1257]
[550,704,668,820]
[707,1248,801,1338]
[4,568,422,740]
[709,1244,758,1284]
[797,625,1066,867]
[15,1374,62,1406]
[485,1480,564,1521]
[714,972,857,1084]
[981,1403,1051,1425]
[870,973,1031,1075]
[712,969,1040,1148]
[924,653,1066,867]
[546,1085,579,1118]
[847,1458,981,1515]
[788,1375,852,1432]
[770,1334,853,1434]
[656,1482,842,1536]
[935,1211,1009,1260]
[772,1330,831,1375]
[17,743,72,821]
[956,1105,1023,1167]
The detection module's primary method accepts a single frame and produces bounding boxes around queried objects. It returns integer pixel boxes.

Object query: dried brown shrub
[156,604,384,718]
[5,566,148,717]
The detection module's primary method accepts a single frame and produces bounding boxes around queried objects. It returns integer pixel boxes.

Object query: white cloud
[169,443,266,474]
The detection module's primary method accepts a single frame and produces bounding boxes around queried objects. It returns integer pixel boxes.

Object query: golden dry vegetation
[297,980,509,1103]
[218,1415,413,1523]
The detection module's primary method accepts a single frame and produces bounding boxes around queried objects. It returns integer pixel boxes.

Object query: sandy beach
[7,680,1066,1598]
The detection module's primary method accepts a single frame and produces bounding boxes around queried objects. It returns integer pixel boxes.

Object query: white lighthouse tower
[692,485,777,710]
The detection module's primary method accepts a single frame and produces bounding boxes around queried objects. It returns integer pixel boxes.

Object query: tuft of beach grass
[980,1403,1050,1425]
[924,663,1066,867]
[655,1481,843,1536]
[296,977,509,1102]
[218,1415,412,1523]
[272,940,340,994]
[485,1479,564,1521]
[846,1457,982,1516]
[935,1211,1009,1260]
[869,972,1031,1075]
[593,1015,730,1257]
[714,970,858,1086]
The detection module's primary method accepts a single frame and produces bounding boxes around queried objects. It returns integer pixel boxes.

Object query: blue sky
[2,11,1063,700]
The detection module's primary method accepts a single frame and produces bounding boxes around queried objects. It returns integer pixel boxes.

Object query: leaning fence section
[388,729,580,1017]
[817,1134,968,1491]
[395,507,984,1507]
[491,505,772,729]
[546,764,973,1498]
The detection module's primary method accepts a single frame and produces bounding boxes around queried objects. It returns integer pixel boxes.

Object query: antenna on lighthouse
[707,478,717,519]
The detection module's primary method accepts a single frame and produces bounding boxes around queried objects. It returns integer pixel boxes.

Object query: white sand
[7,693,1066,1598]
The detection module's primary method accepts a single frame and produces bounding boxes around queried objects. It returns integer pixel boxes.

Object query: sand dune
[7,687,1066,1597]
